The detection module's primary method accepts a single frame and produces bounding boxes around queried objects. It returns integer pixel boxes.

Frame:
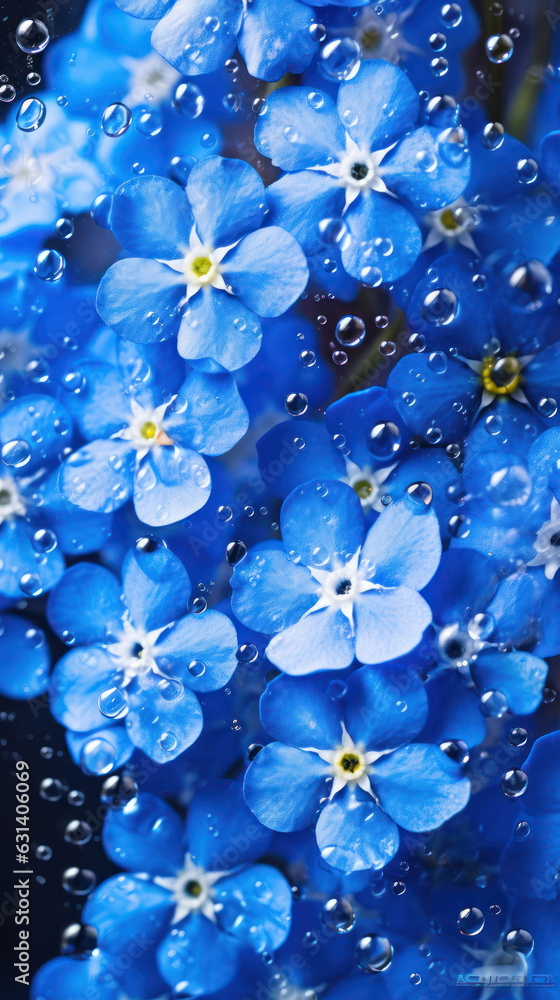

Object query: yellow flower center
[338,752,362,774]
[191,256,213,278]
[360,26,382,50]
[440,208,460,231]
[186,879,202,897]
[481,355,521,396]
[140,421,157,439]
[353,478,373,499]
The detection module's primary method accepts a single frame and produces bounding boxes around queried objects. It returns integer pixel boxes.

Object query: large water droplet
[355,934,393,973]
[16,97,46,131]
[457,906,485,935]
[102,102,132,138]
[173,82,204,118]
[321,898,356,934]
[34,249,65,281]
[16,18,50,53]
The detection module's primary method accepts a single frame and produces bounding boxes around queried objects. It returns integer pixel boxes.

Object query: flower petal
[244,742,330,831]
[316,785,400,873]
[255,87,345,170]
[187,155,266,246]
[374,743,470,832]
[222,227,309,318]
[360,497,441,590]
[97,258,183,344]
[110,175,193,257]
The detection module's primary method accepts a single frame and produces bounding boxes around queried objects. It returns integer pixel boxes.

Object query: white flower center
[115,398,172,459]
[154,853,226,924]
[342,459,396,511]
[305,723,393,800]
[107,617,167,684]
[121,52,181,107]
[529,496,560,580]
[0,476,26,523]
[304,548,378,634]
[160,225,236,302]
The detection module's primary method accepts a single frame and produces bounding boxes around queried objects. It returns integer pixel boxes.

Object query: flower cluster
[0,0,559,997]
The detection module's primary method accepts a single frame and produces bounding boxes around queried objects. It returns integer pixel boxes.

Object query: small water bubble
[410,974,422,985]
[60,923,97,955]
[80,738,117,775]
[36,844,52,860]
[440,3,463,26]
[32,528,57,554]
[514,820,530,840]
[482,122,505,150]
[421,288,457,325]
[62,867,97,895]
[500,768,528,797]
[64,820,93,846]
[20,573,43,597]
[100,774,138,809]
[101,102,132,137]
[457,907,485,936]
[16,97,46,131]
[98,686,128,720]
[503,929,533,956]
[321,898,356,934]
[368,421,401,460]
[332,350,347,365]
[335,315,366,347]
[34,249,65,282]
[355,935,393,973]
[508,727,527,747]
[226,540,247,566]
[285,392,308,416]
[0,84,16,102]
[486,33,514,63]
[248,743,263,761]
[2,438,30,468]
[173,82,204,118]
[16,18,50,53]
[40,778,65,802]
[480,689,508,717]
[516,157,538,184]
[318,38,361,81]
[68,790,85,806]
[188,659,206,678]
[55,217,75,239]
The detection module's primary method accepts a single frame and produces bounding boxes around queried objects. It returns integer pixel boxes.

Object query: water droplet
[508,727,527,747]
[20,573,43,597]
[440,3,463,26]
[226,540,247,565]
[173,82,204,118]
[32,528,57,553]
[64,820,93,846]
[27,71,41,86]
[486,33,514,63]
[421,288,457,325]
[355,934,393,973]
[98,686,128,720]
[80,738,117,775]
[318,38,361,81]
[16,97,46,131]
[514,820,530,839]
[100,774,138,809]
[321,897,356,934]
[480,689,508,717]
[34,249,65,281]
[36,844,52,860]
[335,315,366,347]
[248,743,263,761]
[55,217,74,239]
[101,102,132,137]
[16,18,50,52]
[62,867,97,895]
[0,84,16,102]
[368,421,401,460]
[285,392,308,416]
[188,659,206,678]
[457,906,485,936]
[2,438,31,468]
[502,929,533,956]
[40,778,65,802]
[60,923,97,955]
[500,768,528,797]
[516,157,538,184]
[158,731,177,752]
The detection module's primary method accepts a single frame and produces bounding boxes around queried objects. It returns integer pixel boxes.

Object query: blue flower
[0,614,50,699]
[115,0,318,81]
[501,731,560,900]
[254,60,470,283]
[0,394,112,599]
[57,341,248,526]
[244,666,470,872]
[83,781,291,995]
[388,254,560,442]
[97,156,308,372]
[231,481,441,673]
[47,537,239,767]
[420,548,548,719]
[0,98,101,244]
